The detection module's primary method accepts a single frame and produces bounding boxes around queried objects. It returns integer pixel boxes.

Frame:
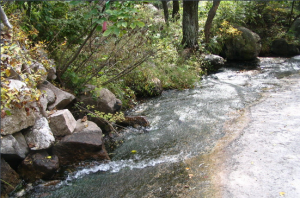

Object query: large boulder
[53,120,109,166]
[24,117,55,150]
[1,157,21,196]
[18,150,59,182]
[222,27,261,61]
[38,81,75,110]
[271,38,299,57]
[1,80,36,135]
[1,132,29,160]
[203,54,225,68]
[78,88,122,114]
[49,109,77,136]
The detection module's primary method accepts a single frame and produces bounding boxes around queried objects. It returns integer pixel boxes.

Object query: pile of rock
[0,61,123,195]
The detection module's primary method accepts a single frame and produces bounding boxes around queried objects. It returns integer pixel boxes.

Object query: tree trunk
[181,0,199,50]
[172,0,180,21]
[162,1,169,25]
[0,5,13,29]
[204,0,220,43]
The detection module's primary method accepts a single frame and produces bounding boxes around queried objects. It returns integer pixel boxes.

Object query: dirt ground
[219,74,300,198]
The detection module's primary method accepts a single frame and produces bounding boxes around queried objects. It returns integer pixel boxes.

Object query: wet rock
[1,132,29,160]
[204,54,225,68]
[117,116,150,128]
[222,27,261,61]
[53,122,109,166]
[1,80,36,136]
[18,150,59,182]
[24,117,55,150]
[39,81,75,110]
[49,109,76,136]
[78,88,122,114]
[271,38,299,57]
[1,157,21,196]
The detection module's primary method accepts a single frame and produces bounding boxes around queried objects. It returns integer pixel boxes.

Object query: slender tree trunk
[204,0,220,43]
[289,0,295,27]
[0,5,13,29]
[162,1,169,25]
[172,0,180,21]
[181,0,199,50]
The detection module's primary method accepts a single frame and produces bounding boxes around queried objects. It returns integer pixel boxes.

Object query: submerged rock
[53,121,109,166]
[18,150,59,182]
[117,116,150,128]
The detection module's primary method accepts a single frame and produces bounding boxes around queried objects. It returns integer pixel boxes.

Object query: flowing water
[22,56,300,198]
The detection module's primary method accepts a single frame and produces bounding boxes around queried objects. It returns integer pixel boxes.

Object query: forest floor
[218,73,300,198]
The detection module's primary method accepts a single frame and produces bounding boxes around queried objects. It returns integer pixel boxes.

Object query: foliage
[1,13,51,113]
[75,103,125,124]
[206,1,300,55]
[206,20,242,55]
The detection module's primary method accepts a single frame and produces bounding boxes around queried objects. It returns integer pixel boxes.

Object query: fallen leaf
[46,156,52,159]
[279,192,285,196]
[185,167,190,170]
[131,150,137,154]
[189,174,194,178]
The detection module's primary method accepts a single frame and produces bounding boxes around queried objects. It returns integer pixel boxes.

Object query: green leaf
[136,21,145,28]
[69,1,81,5]
[103,28,112,36]
[121,22,127,28]
[113,27,120,36]
[130,23,136,29]
[96,26,103,32]
[5,110,11,116]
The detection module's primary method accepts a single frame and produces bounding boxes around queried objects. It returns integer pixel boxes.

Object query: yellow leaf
[5,69,11,77]
[131,150,137,154]
[46,156,52,159]
[279,192,285,196]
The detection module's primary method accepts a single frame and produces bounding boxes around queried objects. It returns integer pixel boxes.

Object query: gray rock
[1,80,37,135]
[39,81,75,110]
[24,117,55,150]
[18,150,59,182]
[204,54,225,67]
[39,87,56,105]
[1,132,29,159]
[1,108,35,136]
[29,62,48,84]
[1,157,21,196]
[73,119,102,133]
[117,116,150,128]
[53,121,109,166]
[223,27,261,60]
[78,88,122,114]
[271,38,299,57]
[49,109,77,136]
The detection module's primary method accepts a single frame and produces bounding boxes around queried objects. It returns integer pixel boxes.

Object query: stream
[22,56,300,198]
